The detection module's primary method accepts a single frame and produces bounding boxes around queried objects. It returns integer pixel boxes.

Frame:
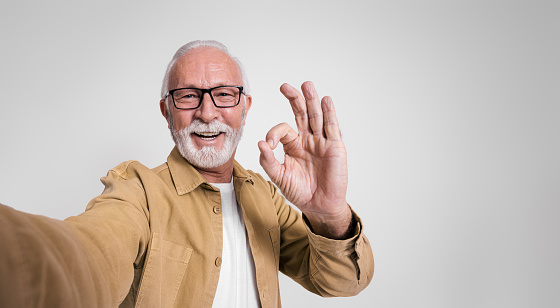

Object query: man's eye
[215,91,234,97]
[178,92,199,99]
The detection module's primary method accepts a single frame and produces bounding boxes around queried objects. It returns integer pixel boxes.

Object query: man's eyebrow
[174,82,240,89]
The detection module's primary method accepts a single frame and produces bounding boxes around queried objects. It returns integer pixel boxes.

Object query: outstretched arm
[258,81,353,239]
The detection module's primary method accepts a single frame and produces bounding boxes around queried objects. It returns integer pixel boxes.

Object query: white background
[0,1,558,307]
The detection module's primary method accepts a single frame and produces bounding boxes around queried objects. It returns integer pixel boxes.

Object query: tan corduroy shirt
[0,148,374,307]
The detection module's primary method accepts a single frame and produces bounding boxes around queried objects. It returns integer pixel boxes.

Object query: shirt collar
[167,147,254,195]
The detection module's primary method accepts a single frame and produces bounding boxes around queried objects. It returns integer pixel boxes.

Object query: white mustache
[184,119,233,135]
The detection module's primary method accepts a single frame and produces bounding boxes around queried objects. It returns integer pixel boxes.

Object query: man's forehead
[169,47,242,87]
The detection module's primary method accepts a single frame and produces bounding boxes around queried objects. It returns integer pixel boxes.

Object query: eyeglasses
[165,85,244,110]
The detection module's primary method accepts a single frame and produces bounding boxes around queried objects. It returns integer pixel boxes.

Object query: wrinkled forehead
[168,47,243,89]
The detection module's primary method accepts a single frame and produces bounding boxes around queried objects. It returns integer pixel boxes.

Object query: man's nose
[196,92,219,123]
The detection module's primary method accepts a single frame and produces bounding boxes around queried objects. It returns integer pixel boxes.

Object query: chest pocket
[125,232,193,308]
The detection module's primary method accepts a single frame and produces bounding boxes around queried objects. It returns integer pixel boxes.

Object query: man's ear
[160,99,171,128]
[243,95,252,125]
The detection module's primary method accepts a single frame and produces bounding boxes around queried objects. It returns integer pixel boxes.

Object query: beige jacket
[0,148,374,307]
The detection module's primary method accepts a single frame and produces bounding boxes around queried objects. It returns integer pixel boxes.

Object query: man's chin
[178,144,232,170]
[192,144,224,153]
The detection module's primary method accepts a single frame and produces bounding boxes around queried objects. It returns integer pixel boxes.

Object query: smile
[194,132,223,140]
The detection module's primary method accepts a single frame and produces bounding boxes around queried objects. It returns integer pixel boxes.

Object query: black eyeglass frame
[165,85,244,110]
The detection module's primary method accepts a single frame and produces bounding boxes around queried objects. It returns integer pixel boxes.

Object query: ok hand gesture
[258,81,353,239]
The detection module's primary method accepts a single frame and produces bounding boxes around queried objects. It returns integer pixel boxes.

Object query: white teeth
[195,132,221,139]
[197,132,219,137]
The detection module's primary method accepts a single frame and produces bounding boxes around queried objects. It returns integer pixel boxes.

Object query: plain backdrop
[0,1,558,307]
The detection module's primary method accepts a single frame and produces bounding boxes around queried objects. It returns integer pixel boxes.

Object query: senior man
[0,40,373,307]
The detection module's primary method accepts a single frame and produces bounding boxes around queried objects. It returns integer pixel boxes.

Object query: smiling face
[160,46,252,174]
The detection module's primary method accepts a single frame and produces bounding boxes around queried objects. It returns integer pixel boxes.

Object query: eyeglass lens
[172,87,241,108]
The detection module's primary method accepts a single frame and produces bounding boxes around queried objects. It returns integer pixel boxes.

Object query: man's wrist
[304,206,355,240]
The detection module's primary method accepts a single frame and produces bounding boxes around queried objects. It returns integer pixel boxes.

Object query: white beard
[171,119,244,169]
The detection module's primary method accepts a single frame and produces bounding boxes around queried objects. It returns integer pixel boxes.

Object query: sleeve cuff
[302,208,364,258]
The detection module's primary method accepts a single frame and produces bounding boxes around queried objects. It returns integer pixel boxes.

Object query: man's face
[160,47,252,169]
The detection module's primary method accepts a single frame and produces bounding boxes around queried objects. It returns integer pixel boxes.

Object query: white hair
[160,40,250,99]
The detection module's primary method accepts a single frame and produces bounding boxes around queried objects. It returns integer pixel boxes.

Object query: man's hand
[258,81,353,239]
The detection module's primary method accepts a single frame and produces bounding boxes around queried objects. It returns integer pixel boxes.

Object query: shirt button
[215,257,222,267]
[213,206,221,214]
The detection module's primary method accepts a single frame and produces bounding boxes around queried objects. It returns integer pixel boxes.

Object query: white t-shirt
[211,181,260,307]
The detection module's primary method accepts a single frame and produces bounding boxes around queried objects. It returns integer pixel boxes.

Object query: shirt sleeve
[65,164,152,303]
[270,182,374,297]
[0,203,115,307]
[0,162,151,308]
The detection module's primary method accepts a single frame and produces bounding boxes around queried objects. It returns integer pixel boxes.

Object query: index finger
[280,83,310,134]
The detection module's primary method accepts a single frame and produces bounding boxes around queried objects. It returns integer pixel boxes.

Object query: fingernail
[267,139,274,147]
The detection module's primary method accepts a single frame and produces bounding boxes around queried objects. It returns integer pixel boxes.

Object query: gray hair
[160,40,250,99]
